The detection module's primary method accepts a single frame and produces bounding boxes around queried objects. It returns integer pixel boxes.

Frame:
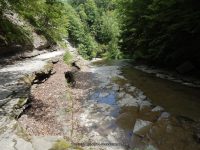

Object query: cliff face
[0,9,48,56]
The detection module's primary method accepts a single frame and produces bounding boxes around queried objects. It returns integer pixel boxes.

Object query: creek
[85,59,200,150]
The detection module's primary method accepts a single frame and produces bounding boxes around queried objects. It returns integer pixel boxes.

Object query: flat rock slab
[32,136,63,150]
[0,118,34,150]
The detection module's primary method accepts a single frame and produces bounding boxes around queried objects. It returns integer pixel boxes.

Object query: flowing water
[85,60,200,150]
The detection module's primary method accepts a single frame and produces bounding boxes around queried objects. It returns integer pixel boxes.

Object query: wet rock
[118,97,138,107]
[124,83,131,87]
[139,100,152,111]
[124,93,133,99]
[117,92,126,98]
[99,92,109,98]
[152,106,164,112]
[116,112,137,129]
[127,86,136,92]
[158,112,170,120]
[112,84,120,91]
[133,119,152,136]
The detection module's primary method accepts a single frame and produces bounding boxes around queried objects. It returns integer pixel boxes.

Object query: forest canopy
[118,0,200,69]
[1,0,200,69]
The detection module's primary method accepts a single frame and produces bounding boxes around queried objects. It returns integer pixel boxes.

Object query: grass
[63,51,73,64]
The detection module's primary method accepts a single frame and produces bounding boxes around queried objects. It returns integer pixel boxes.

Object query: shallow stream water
[86,60,200,150]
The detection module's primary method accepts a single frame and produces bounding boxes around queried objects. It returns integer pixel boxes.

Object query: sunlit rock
[152,106,164,112]
[133,119,152,136]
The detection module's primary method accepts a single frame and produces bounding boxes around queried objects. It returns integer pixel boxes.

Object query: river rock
[133,119,152,136]
[117,92,126,99]
[158,112,170,120]
[139,100,152,111]
[112,84,120,91]
[99,92,110,98]
[51,58,59,64]
[152,106,164,112]
[118,97,138,107]
[124,83,131,87]
[127,86,136,92]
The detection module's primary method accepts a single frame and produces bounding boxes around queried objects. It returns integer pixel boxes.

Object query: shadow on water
[121,66,200,121]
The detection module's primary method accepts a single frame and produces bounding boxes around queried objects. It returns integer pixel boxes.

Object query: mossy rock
[22,74,36,85]
[14,98,28,109]
[49,139,83,150]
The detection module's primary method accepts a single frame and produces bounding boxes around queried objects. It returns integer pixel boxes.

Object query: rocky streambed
[0,43,200,150]
[67,60,200,150]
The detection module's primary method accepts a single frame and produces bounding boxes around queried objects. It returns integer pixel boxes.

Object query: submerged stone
[133,119,152,135]
[118,97,138,107]
[158,112,170,120]
[99,92,110,98]
[152,106,164,112]
[139,100,152,111]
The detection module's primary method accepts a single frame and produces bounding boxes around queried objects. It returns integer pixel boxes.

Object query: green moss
[15,98,28,109]
[49,139,83,150]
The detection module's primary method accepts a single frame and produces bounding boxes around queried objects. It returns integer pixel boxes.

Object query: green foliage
[8,0,68,44]
[66,0,122,59]
[63,51,73,64]
[0,16,32,47]
[118,0,200,68]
